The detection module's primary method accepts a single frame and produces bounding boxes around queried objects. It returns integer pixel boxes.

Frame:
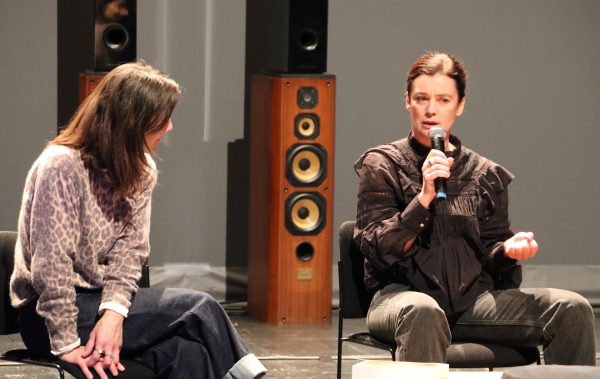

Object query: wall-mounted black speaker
[268,0,328,74]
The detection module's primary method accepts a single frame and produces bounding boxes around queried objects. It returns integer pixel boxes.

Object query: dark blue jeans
[19,288,266,379]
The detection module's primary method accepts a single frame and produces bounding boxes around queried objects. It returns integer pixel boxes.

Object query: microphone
[428,126,447,200]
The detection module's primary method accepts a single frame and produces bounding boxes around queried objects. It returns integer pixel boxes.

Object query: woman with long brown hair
[10,61,266,379]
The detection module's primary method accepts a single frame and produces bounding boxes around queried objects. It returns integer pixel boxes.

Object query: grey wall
[0,1,58,230]
[1,1,599,302]
[136,1,246,267]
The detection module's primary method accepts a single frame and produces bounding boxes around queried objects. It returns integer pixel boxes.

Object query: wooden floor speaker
[248,74,335,324]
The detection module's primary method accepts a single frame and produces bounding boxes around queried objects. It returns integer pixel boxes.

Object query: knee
[553,289,594,324]
[185,290,221,309]
[165,288,223,313]
[401,292,445,322]
[556,289,592,310]
[396,293,450,342]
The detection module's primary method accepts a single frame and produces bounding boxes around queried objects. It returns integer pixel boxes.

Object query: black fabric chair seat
[501,365,600,379]
[1,231,154,379]
[336,221,540,379]
[447,342,540,368]
[343,332,540,369]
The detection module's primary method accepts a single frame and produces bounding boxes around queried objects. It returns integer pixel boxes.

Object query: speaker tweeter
[297,86,319,109]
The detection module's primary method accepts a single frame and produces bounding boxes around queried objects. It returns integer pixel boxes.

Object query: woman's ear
[405,93,411,112]
[456,96,466,116]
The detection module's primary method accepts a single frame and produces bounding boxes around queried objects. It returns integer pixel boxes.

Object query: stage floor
[2,307,600,378]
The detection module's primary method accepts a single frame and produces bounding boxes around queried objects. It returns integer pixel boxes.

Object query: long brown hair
[406,52,468,101]
[52,61,181,196]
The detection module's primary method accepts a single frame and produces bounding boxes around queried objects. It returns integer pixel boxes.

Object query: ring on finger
[106,353,113,359]
[427,159,433,167]
[96,349,105,356]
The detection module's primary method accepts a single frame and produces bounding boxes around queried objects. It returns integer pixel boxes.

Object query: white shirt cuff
[98,301,129,318]
[51,339,81,356]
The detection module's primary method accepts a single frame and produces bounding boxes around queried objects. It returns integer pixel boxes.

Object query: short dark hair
[406,52,467,101]
[52,61,181,196]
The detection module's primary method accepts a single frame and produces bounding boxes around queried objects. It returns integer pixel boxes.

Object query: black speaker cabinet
[248,73,335,324]
[268,0,328,74]
[57,0,136,131]
[94,0,137,71]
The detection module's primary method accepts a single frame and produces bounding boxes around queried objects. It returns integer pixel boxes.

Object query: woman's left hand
[504,232,538,261]
[82,309,126,377]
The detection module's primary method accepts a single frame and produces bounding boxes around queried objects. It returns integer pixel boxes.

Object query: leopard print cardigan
[10,144,156,352]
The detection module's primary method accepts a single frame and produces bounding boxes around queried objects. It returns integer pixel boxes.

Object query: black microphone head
[428,126,446,141]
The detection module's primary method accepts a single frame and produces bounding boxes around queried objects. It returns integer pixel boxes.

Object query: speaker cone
[286,144,327,187]
[294,113,320,140]
[285,192,326,235]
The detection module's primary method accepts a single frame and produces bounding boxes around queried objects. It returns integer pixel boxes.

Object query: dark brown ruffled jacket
[354,133,521,319]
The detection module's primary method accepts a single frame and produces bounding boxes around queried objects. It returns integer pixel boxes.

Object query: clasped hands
[60,310,125,379]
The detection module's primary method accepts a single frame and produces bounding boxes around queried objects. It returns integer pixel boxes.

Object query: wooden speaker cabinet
[248,74,335,324]
[78,72,107,104]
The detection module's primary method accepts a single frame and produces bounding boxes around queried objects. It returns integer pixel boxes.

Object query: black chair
[0,231,155,379]
[336,221,540,378]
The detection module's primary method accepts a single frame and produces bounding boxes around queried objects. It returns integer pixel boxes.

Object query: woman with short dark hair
[354,52,596,365]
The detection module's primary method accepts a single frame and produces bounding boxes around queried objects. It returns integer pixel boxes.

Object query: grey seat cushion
[502,365,600,379]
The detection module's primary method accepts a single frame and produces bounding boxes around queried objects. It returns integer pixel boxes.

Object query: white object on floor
[352,360,449,379]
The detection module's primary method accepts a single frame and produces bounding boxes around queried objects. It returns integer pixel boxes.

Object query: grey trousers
[20,288,267,379]
[366,284,596,365]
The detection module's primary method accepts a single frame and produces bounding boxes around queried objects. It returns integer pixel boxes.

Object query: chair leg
[337,341,343,379]
[337,313,344,379]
